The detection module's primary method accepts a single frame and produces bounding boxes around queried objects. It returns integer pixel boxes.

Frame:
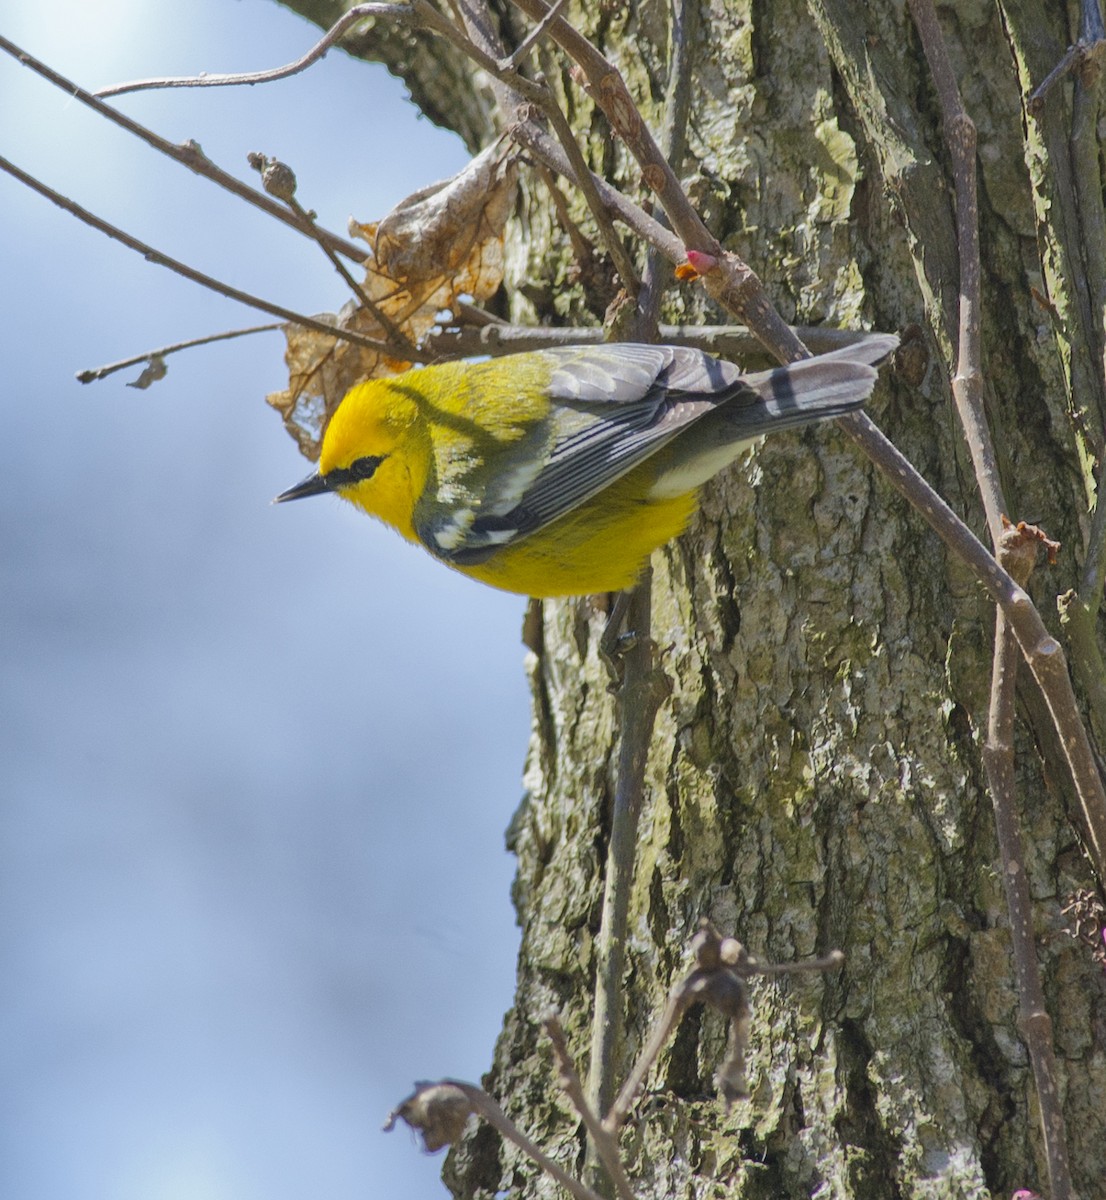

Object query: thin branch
[77,1,679,283]
[454,299,509,326]
[509,122,683,261]
[1027,0,1106,117]
[503,0,830,363]
[95,4,410,97]
[424,321,867,358]
[0,35,367,262]
[905,10,1082,1186]
[76,323,282,384]
[447,1081,608,1200]
[507,0,713,256]
[445,0,527,115]
[907,0,1005,541]
[742,949,847,976]
[983,528,1073,1200]
[1028,42,1093,113]
[903,11,1078,1189]
[1056,0,1106,753]
[581,4,699,1134]
[603,979,694,1135]
[587,570,670,1121]
[406,0,642,291]
[0,155,410,358]
[533,163,609,283]
[532,60,641,293]
[637,0,698,333]
[249,153,419,359]
[501,0,570,70]
[603,924,843,1132]
[403,0,680,266]
[386,1080,607,1200]
[543,1015,637,1200]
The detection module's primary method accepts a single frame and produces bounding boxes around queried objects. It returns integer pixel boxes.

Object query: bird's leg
[599,589,636,687]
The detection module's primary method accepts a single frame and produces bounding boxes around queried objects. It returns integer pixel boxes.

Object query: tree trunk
[283,0,1106,1195]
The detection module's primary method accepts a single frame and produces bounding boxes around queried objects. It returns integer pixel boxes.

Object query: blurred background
[0,3,529,1197]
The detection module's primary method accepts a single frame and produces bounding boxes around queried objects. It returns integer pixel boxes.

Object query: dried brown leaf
[266,143,518,459]
[383,1083,473,1152]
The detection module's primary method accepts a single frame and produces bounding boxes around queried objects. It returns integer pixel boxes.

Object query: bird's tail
[741,332,899,431]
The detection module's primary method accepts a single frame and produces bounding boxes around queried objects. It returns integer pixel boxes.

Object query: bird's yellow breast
[455,469,700,597]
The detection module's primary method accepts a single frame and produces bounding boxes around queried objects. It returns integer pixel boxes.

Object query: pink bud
[684,249,719,274]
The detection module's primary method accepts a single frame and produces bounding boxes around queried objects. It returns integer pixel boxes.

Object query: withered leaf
[267,142,517,460]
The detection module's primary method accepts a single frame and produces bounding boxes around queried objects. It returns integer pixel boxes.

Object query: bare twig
[390,931,840,1193]
[0,36,367,262]
[507,0,710,256]
[906,0,1004,541]
[502,0,570,70]
[603,923,843,1132]
[76,323,282,384]
[532,61,641,293]
[603,968,696,1135]
[424,321,870,358]
[95,4,410,97]
[1028,42,1095,113]
[409,0,642,291]
[454,299,509,326]
[1027,0,1106,115]
[509,122,683,260]
[0,154,411,359]
[249,152,419,359]
[587,571,670,1120]
[983,527,1073,1200]
[1053,0,1106,753]
[532,163,613,301]
[83,0,673,276]
[506,0,801,362]
[906,5,1075,1192]
[543,1015,637,1200]
[386,1080,607,1200]
[637,0,698,333]
[578,0,703,1126]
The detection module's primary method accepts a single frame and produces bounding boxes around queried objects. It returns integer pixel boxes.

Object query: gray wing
[417,344,752,565]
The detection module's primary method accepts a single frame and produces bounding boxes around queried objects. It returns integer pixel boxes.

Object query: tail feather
[647,332,897,499]
[742,332,899,432]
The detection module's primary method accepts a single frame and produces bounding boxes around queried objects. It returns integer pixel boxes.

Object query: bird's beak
[274,471,334,503]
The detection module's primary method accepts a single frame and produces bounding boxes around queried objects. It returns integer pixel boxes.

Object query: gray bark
[280,0,1106,1195]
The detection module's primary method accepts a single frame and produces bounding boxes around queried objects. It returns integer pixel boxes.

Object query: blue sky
[1,3,530,1197]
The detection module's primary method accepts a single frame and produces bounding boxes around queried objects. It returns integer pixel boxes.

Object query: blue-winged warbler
[276,335,897,596]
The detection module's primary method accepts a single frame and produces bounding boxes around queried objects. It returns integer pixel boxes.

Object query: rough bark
[280,0,1106,1195]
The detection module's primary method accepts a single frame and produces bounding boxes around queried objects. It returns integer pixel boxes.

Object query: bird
[276,334,898,597]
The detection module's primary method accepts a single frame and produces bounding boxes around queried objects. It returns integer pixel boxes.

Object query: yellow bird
[277,335,897,597]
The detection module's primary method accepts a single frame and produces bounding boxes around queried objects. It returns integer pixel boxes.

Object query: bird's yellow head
[275,378,431,543]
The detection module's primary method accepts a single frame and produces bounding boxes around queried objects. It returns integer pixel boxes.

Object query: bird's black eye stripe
[326,454,385,488]
[350,455,384,480]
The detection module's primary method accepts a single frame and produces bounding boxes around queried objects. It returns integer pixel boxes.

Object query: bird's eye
[349,455,384,481]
